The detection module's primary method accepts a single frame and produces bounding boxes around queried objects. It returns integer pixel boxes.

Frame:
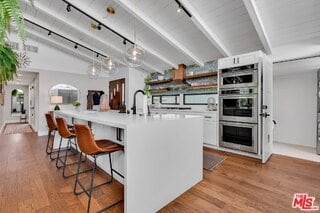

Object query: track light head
[123,39,127,45]
[177,4,182,13]
[74,44,78,49]
[96,53,99,58]
[97,23,102,30]
[48,31,52,37]
[66,4,71,12]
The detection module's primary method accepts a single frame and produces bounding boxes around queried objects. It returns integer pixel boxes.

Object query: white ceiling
[19,0,320,74]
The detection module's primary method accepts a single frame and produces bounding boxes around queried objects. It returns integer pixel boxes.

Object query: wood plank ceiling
[20,0,320,74]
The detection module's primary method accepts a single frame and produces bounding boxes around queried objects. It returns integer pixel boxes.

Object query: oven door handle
[219,94,258,98]
[259,113,270,118]
[220,70,257,77]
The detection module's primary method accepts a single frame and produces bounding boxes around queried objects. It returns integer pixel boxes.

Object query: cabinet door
[237,54,258,66]
[218,57,236,69]
[204,121,217,146]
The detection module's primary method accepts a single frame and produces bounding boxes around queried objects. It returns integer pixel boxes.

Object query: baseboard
[38,130,47,136]
[0,124,5,134]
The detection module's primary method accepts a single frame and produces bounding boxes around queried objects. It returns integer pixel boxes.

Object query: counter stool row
[45,112,124,213]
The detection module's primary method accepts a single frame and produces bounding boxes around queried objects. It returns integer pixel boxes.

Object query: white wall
[273,71,317,147]
[9,33,91,75]
[4,84,29,123]
[128,68,147,112]
[104,67,147,113]
[37,70,108,135]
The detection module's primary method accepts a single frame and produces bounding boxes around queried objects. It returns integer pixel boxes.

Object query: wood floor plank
[0,133,319,212]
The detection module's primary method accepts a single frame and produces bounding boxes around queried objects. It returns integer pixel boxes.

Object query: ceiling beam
[243,0,272,54]
[64,0,177,69]
[114,0,205,66]
[180,0,231,57]
[21,0,162,73]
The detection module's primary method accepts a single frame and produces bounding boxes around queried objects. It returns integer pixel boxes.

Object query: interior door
[261,56,273,163]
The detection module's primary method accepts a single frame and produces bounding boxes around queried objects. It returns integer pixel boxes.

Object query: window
[161,95,179,105]
[184,93,216,105]
[152,95,179,105]
[49,84,80,104]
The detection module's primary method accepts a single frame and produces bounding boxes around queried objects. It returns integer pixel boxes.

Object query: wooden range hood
[172,64,186,83]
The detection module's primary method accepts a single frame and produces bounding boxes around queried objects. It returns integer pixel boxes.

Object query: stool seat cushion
[95,140,124,154]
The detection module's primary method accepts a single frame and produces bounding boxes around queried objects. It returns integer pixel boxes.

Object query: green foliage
[72,101,81,107]
[11,88,18,96]
[144,74,152,84]
[0,43,18,84]
[0,0,33,83]
[0,0,33,43]
[144,84,151,99]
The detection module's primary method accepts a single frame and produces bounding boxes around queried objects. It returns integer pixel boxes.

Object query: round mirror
[49,84,80,104]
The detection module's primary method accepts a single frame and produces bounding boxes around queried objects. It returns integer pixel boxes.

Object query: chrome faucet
[131,90,145,115]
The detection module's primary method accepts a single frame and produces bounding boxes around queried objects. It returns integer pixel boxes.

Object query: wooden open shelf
[184,71,217,80]
[146,79,172,85]
[150,88,170,93]
[188,84,217,90]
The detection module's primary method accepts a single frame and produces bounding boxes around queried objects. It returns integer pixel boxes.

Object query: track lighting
[177,4,182,13]
[66,4,71,12]
[174,0,192,17]
[74,43,78,49]
[96,53,99,58]
[97,23,102,30]
[48,31,52,37]
[123,39,127,45]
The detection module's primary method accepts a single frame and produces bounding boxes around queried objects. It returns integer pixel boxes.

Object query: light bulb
[133,49,137,56]
[177,6,182,13]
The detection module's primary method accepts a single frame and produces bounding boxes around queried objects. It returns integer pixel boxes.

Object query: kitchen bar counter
[55,110,203,213]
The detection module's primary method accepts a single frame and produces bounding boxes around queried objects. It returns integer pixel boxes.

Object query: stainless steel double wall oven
[219,64,259,154]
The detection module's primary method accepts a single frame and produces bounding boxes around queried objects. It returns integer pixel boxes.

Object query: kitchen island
[55,110,203,213]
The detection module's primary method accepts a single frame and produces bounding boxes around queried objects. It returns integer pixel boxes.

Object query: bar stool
[45,112,75,160]
[73,123,124,213]
[55,117,88,178]
[45,113,57,156]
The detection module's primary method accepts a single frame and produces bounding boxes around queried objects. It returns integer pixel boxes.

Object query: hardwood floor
[0,133,319,212]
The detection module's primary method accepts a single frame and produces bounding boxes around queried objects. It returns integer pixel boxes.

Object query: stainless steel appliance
[219,64,258,89]
[220,121,258,154]
[219,63,260,154]
[219,88,258,123]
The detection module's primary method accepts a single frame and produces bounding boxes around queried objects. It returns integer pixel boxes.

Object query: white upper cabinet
[218,51,263,69]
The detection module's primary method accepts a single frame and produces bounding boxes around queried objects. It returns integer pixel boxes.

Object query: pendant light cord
[133,0,137,45]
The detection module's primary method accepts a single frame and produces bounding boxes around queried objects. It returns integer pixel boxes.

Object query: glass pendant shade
[86,63,101,79]
[124,44,145,67]
[104,57,119,74]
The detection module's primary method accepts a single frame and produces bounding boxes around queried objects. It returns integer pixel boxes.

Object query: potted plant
[11,89,18,97]
[0,0,34,84]
[72,101,81,111]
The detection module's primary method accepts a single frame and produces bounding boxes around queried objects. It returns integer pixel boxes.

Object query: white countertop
[55,110,202,129]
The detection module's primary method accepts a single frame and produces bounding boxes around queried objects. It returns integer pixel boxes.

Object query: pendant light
[104,56,119,74]
[87,52,101,79]
[124,1,145,67]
